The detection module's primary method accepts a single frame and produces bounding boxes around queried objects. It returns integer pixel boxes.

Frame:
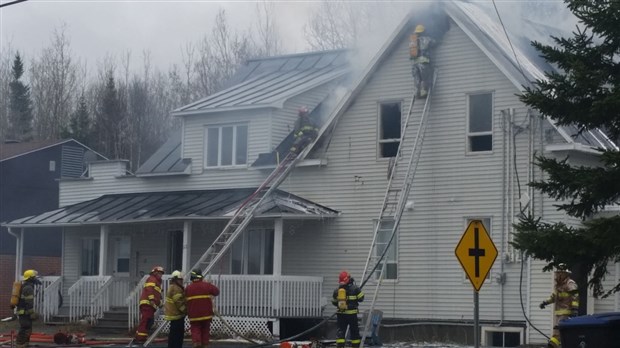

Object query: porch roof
[2,189,339,228]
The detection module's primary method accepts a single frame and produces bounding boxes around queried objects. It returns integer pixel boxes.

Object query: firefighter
[135,266,165,343]
[14,269,41,348]
[164,270,187,348]
[409,24,435,98]
[290,106,319,155]
[539,264,579,348]
[185,269,219,348]
[332,271,364,348]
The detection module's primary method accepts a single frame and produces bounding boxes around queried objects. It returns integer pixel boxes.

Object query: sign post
[455,220,498,348]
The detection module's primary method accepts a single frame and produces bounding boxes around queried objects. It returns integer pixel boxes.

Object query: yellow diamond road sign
[455,220,498,292]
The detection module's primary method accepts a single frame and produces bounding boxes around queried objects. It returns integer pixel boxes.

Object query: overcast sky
[0,0,316,72]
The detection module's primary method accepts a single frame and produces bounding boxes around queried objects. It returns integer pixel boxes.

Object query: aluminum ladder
[143,140,308,347]
[359,73,436,348]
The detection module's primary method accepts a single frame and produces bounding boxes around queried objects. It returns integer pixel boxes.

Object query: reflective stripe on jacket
[332,282,364,314]
[139,275,163,309]
[164,282,186,321]
[546,279,579,316]
[16,281,35,316]
[185,280,220,322]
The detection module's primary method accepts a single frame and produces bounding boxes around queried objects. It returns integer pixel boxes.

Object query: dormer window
[205,124,248,168]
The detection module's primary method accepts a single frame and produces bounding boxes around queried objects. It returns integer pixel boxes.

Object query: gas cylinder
[337,288,347,311]
[10,281,22,308]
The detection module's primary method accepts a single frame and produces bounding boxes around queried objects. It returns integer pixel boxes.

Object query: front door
[113,236,131,276]
[167,230,183,273]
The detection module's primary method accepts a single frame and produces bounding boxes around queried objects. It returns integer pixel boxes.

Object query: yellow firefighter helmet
[23,269,38,280]
[415,24,425,33]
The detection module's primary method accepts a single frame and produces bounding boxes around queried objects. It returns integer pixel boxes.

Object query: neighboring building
[0,139,105,318]
[3,2,619,346]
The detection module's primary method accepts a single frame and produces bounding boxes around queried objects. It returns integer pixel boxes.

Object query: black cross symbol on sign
[468,227,485,277]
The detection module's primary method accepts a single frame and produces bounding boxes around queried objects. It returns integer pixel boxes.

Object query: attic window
[378,102,401,158]
[205,124,248,168]
[467,93,493,152]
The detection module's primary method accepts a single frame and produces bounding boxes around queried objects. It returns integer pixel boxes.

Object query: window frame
[204,123,249,168]
[377,101,403,159]
[81,237,100,276]
[371,219,398,281]
[466,92,494,153]
[230,228,274,275]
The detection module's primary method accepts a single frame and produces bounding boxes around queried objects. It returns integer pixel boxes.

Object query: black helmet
[190,269,203,281]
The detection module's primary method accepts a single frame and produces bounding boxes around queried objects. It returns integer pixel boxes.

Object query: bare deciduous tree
[255,1,282,56]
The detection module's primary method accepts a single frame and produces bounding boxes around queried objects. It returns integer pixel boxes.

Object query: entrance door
[113,236,131,276]
[167,230,183,272]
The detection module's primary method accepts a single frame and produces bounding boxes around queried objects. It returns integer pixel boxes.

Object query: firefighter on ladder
[290,106,318,155]
[409,24,435,98]
[185,269,220,348]
[332,271,364,348]
[539,264,579,348]
[135,266,165,343]
[11,270,40,348]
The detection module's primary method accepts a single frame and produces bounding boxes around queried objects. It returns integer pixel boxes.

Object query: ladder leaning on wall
[359,72,436,348]
[143,118,313,347]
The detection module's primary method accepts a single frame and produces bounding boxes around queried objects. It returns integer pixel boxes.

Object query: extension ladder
[144,133,311,347]
[359,73,436,348]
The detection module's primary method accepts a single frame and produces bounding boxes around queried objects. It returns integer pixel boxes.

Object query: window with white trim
[467,93,493,152]
[378,102,401,158]
[205,124,248,167]
[373,220,398,280]
[230,229,274,275]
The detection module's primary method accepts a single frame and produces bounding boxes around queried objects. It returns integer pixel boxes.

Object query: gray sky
[0,0,315,71]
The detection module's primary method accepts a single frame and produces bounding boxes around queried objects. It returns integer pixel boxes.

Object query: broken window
[378,102,401,158]
[374,220,398,280]
[467,93,493,152]
[205,124,248,167]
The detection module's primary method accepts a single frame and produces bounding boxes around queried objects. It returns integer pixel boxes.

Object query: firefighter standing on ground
[332,271,365,348]
[290,106,318,155]
[135,266,165,343]
[185,269,220,348]
[410,24,435,98]
[12,269,40,348]
[164,270,187,348]
[539,265,579,348]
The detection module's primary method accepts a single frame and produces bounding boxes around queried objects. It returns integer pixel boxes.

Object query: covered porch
[3,188,338,333]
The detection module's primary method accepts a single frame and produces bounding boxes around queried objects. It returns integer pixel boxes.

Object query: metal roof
[135,131,190,176]
[0,139,107,162]
[174,50,349,115]
[2,189,339,228]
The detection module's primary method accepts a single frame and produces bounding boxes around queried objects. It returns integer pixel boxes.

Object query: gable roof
[0,139,107,162]
[2,188,339,228]
[173,50,349,115]
[308,1,617,156]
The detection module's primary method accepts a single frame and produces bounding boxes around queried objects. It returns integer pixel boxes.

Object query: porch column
[8,228,23,280]
[182,221,192,273]
[273,219,283,276]
[99,225,109,276]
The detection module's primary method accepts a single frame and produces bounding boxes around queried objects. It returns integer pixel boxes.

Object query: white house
[4,1,619,346]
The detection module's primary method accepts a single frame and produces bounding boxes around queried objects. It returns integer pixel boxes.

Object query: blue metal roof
[174,50,349,114]
[2,189,339,227]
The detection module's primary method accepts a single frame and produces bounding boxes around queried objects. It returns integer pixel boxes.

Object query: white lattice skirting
[154,316,273,339]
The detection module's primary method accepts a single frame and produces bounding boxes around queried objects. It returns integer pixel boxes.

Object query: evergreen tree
[8,52,33,141]
[512,0,620,299]
[61,93,91,145]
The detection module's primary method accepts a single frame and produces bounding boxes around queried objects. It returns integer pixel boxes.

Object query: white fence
[127,274,323,330]
[34,276,62,322]
[69,276,134,323]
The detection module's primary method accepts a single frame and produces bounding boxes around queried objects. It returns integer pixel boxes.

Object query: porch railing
[126,274,323,330]
[34,276,62,322]
[68,276,135,324]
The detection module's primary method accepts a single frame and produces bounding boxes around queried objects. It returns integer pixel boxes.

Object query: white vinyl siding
[204,124,248,168]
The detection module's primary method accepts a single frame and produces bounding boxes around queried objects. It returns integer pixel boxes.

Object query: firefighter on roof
[332,271,364,348]
[185,269,220,348]
[290,106,319,155]
[539,264,579,348]
[135,266,164,343]
[164,270,187,348]
[13,269,41,348]
[410,24,435,98]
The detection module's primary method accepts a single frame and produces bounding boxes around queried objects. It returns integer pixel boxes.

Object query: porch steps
[91,306,131,334]
[46,306,71,326]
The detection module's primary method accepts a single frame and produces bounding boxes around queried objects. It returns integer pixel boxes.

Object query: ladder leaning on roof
[359,72,436,348]
[143,131,311,347]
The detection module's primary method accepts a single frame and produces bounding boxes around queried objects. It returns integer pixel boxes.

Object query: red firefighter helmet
[339,271,350,285]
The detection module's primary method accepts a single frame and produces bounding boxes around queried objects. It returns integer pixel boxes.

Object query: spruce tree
[8,52,33,141]
[61,93,91,145]
[512,0,620,298]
